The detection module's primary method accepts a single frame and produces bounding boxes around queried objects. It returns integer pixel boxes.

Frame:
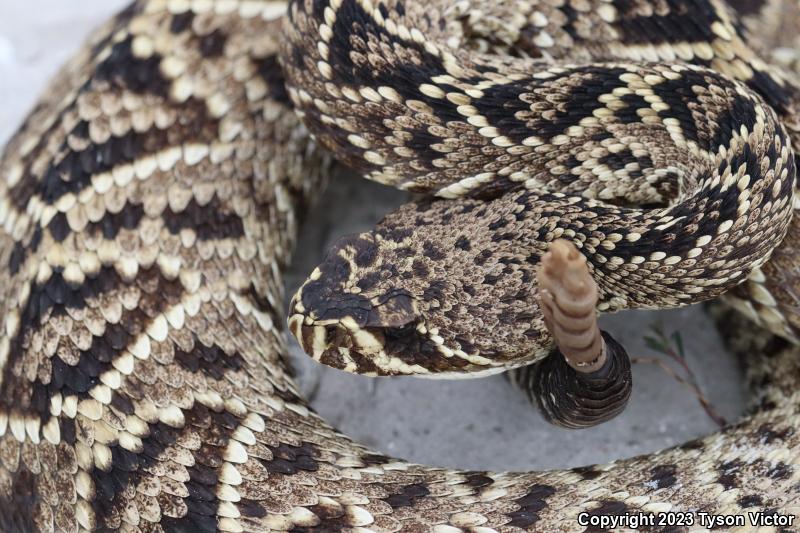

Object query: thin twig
[639,324,728,428]
[631,356,728,428]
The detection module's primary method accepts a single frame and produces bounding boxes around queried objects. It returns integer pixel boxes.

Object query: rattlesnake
[1,0,800,531]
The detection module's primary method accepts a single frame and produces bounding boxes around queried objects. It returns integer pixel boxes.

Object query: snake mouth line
[287,309,434,375]
[288,310,510,378]
[288,286,504,376]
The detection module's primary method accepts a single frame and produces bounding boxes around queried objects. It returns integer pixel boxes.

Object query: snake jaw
[288,309,387,373]
[287,314,439,376]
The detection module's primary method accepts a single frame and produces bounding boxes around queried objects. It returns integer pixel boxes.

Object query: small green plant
[637,324,727,428]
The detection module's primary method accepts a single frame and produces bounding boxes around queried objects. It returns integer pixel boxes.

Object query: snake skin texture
[1,0,800,531]
[284,0,800,376]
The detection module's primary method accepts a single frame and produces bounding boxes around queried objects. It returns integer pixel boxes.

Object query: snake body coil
[1,0,800,531]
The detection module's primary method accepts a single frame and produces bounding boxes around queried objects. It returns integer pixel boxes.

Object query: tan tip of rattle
[537,239,606,373]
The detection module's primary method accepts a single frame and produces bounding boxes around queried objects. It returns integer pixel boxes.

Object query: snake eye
[383,322,417,341]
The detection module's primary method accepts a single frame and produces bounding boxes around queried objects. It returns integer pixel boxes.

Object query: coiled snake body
[1,0,800,531]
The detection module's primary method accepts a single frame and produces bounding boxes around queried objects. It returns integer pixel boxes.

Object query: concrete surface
[1,1,747,472]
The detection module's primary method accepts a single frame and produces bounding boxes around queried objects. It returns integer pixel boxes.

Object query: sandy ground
[0,1,747,471]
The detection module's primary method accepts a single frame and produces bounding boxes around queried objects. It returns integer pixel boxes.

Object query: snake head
[288,198,556,377]
[288,234,439,375]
